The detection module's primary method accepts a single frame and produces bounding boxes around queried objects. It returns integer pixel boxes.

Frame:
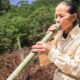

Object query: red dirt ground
[0,47,56,80]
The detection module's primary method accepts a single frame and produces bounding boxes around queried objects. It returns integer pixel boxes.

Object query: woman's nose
[56,17,61,23]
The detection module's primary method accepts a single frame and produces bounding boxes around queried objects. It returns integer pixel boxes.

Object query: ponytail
[71,0,80,6]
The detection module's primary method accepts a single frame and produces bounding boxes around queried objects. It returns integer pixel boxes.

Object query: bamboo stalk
[7,24,60,80]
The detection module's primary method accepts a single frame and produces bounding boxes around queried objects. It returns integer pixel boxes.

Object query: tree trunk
[16,36,22,52]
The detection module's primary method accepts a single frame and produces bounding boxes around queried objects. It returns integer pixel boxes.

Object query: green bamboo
[7,24,60,80]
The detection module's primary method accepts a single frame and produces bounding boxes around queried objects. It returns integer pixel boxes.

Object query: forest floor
[0,47,56,80]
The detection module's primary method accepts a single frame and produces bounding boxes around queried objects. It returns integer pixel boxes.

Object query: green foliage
[0,0,10,15]
[24,6,55,44]
[0,15,28,52]
[0,0,73,53]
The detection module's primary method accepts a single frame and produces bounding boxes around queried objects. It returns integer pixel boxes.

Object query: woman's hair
[58,0,80,25]
[59,0,80,14]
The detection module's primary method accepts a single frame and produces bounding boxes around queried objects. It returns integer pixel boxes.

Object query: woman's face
[55,4,77,32]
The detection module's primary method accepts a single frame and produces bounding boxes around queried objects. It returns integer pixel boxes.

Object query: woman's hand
[31,41,51,54]
[46,24,59,34]
[46,24,59,40]
[31,24,58,54]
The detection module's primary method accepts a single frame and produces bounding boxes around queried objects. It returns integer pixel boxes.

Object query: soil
[0,47,56,80]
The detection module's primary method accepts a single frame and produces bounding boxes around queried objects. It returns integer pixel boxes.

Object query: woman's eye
[55,15,64,19]
[59,15,64,18]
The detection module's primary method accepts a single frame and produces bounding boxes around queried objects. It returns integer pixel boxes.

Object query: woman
[32,0,80,80]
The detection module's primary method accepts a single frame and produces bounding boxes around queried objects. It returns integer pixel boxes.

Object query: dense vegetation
[0,0,80,53]
[0,0,80,80]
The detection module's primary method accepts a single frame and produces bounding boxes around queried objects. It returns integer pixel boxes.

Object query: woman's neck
[62,23,77,39]
[63,31,68,39]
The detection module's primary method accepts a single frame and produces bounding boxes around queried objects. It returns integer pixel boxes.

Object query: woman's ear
[72,13,77,22]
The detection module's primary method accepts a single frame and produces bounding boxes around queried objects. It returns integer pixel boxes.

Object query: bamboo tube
[7,24,60,80]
